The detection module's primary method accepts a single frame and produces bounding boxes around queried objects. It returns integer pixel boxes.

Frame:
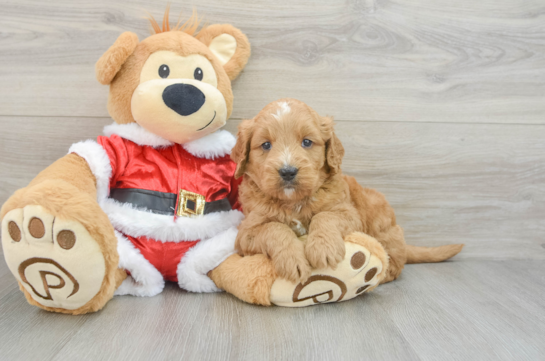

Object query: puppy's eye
[159,64,170,78]
[261,142,272,151]
[194,67,203,81]
[302,139,313,148]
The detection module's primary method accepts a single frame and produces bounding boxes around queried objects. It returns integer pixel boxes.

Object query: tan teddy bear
[1,10,396,314]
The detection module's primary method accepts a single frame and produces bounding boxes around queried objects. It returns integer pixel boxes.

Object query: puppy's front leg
[306,209,362,269]
[236,218,311,283]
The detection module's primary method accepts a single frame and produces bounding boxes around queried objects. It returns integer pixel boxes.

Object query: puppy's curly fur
[232,98,463,283]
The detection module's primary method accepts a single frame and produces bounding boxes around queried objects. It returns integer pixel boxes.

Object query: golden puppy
[232,98,463,283]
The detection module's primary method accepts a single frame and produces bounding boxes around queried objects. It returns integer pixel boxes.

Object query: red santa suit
[68,122,243,297]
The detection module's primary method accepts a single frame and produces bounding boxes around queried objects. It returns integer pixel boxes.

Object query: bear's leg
[208,253,277,306]
[210,232,389,307]
[1,180,122,315]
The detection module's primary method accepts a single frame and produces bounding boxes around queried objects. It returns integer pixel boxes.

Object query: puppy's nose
[162,83,205,116]
[278,166,298,182]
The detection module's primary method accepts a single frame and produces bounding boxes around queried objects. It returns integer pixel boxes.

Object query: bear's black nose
[162,83,205,116]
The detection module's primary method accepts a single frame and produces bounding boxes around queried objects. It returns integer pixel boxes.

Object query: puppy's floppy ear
[323,116,345,175]
[197,24,251,81]
[96,32,139,85]
[231,119,254,178]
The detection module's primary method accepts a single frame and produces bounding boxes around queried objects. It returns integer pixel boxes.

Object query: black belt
[109,188,232,216]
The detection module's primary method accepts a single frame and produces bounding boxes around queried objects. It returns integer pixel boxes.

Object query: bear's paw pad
[270,235,385,307]
[2,205,106,310]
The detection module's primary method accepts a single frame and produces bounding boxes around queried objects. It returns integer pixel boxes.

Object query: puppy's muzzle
[278,166,298,182]
[162,83,206,116]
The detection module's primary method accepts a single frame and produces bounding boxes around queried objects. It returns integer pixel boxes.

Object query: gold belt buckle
[177,189,205,217]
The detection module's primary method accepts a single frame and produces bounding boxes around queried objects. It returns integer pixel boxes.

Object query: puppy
[231,98,463,283]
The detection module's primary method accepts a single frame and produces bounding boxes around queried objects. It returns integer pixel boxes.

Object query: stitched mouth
[197,111,216,131]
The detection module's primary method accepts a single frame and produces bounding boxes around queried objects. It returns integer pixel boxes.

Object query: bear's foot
[270,232,388,307]
[1,181,122,314]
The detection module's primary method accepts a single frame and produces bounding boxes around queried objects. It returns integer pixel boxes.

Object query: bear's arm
[26,153,98,197]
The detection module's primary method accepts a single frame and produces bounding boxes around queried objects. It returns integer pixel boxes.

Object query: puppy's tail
[405,244,464,264]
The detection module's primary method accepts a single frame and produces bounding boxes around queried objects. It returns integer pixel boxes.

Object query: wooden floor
[0,0,544,360]
[1,257,544,361]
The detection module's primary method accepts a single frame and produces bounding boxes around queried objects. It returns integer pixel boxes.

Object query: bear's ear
[96,32,139,85]
[196,24,251,81]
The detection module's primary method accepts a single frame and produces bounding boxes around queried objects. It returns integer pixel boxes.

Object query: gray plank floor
[1,258,544,361]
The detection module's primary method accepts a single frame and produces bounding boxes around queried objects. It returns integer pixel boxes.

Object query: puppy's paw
[305,231,346,270]
[272,244,311,284]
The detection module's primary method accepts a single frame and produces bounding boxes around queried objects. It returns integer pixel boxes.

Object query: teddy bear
[1,10,392,314]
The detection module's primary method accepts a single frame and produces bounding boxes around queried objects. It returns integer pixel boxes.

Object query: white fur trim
[177,226,238,293]
[101,198,244,242]
[182,130,236,160]
[103,122,235,159]
[103,122,173,148]
[68,140,112,203]
[113,231,165,297]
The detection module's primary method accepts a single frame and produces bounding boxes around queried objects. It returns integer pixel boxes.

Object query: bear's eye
[302,139,313,148]
[261,142,272,151]
[194,67,203,81]
[158,64,170,78]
